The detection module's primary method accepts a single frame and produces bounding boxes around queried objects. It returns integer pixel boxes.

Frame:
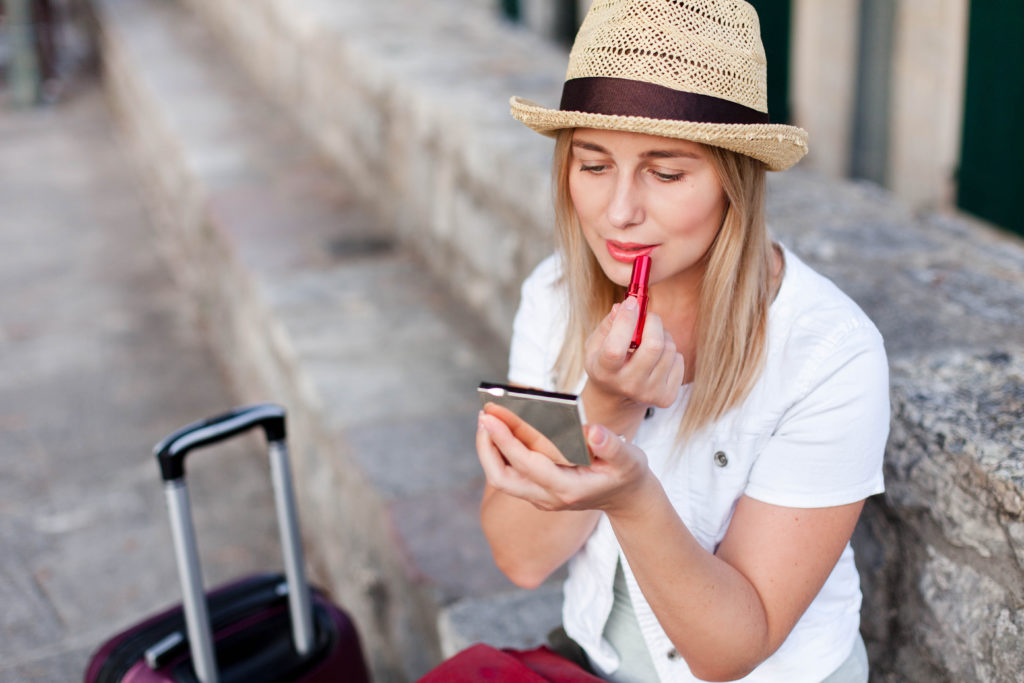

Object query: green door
[958,0,1024,237]
[748,0,792,125]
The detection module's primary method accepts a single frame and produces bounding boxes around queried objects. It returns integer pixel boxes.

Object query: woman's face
[568,128,727,290]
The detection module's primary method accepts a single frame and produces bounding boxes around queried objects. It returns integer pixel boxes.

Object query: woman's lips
[606,241,657,263]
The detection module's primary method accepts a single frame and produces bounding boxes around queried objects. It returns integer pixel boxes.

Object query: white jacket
[508,246,889,682]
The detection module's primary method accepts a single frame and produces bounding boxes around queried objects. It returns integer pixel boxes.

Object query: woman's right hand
[583,296,685,415]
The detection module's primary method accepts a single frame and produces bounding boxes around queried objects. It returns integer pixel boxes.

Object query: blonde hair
[551,129,773,441]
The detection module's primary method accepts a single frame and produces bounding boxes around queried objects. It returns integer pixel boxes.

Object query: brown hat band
[559,77,770,126]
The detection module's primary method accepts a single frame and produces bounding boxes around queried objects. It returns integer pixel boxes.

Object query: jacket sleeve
[507,254,566,392]
[745,322,889,508]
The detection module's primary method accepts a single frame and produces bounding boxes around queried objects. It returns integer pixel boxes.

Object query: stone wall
[861,350,1024,679]
[177,0,567,345]
[765,171,1024,681]
[103,0,1024,678]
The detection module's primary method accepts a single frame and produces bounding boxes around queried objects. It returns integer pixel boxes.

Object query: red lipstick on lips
[627,254,651,351]
[607,241,656,263]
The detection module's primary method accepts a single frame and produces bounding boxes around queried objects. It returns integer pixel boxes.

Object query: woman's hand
[476,404,606,587]
[584,297,685,410]
[477,404,653,516]
[580,296,686,440]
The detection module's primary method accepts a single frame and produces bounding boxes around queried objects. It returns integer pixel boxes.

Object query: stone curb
[89,0,550,680]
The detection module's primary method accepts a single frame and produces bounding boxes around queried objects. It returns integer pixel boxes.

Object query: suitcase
[84,404,370,683]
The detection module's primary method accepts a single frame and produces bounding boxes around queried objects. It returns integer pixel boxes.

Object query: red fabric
[417,644,605,682]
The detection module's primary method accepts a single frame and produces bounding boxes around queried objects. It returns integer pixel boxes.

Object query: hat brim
[510,96,808,172]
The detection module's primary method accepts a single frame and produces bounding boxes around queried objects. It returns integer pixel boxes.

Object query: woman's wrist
[581,380,647,439]
[601,461,663,522]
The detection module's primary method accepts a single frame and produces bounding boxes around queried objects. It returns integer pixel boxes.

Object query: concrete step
[89,0,558,680]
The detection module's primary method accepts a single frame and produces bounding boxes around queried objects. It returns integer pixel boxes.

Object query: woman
[475,1,889,682]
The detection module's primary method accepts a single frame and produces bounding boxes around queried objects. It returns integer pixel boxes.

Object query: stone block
[918,546,1024,679]
[437,584,564,658]
[856,349,1024,679]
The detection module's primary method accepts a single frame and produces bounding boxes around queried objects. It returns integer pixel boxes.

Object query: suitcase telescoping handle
[154,403,314,683]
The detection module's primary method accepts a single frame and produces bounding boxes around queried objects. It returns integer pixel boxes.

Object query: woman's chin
[595,259,633,288]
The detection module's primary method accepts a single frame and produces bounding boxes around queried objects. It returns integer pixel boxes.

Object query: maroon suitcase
[84,404,370,683]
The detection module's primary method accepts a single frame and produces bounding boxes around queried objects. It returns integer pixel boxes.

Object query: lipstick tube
[627,254,651,350]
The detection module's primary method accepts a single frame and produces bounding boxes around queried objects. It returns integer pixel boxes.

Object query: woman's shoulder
[773,245,883,349]
[765,245,887,399]
[521,252,564,294]
[512,252,568,331]
[509,253,569,390]
[516,253,568,320]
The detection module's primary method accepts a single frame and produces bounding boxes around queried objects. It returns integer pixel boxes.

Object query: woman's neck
[649,260,702,328]
[647,263,704,383]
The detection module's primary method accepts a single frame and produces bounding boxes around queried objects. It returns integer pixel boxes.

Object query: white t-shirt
[507,246,889,682]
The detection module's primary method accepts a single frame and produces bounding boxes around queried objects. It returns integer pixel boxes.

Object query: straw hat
[510,0,808,171]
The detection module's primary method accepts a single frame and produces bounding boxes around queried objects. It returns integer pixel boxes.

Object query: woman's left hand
[478,405,654,515]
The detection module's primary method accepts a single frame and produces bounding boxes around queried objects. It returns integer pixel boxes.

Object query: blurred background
[2,1,1023,682]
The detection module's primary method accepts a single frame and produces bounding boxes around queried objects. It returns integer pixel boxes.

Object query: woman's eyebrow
[571,140,609,153]
[641,149,701,160]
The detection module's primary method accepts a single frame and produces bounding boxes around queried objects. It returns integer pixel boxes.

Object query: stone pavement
[0,81,281,681]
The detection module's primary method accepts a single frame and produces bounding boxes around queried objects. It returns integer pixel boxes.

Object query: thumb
[587,424,625,461]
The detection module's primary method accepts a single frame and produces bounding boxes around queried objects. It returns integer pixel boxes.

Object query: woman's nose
[606,174,644,230]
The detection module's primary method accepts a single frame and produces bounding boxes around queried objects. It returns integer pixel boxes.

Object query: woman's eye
[579,163,607,174]
[652,170,685,182]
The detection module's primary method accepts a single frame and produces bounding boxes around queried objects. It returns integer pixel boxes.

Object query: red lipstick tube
[627,254,651,350]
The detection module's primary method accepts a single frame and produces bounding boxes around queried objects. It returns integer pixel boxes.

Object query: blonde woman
[475,1,889,681]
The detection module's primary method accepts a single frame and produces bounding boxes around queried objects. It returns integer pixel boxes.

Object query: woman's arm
[480,295,684,587]
[482,418,863,681]
[477,409,601,588]
[582,296,686,440]
[608,467,862,681]
[479,485,599,589]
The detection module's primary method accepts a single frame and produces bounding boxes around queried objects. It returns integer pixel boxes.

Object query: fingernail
[623,296,638,311]
[588,424,608,448]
